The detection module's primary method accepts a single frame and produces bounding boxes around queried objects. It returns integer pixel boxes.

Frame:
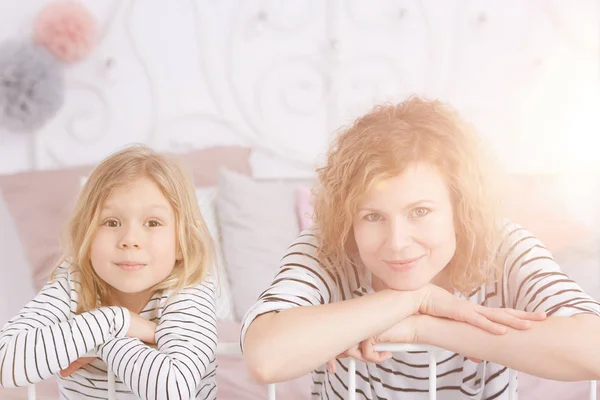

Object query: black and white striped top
[241,222,600,400]
[0,262,217,399]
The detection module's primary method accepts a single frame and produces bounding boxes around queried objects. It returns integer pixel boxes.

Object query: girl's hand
[127,311,157,344]
[417,284,546,334]
[59,357,97,377]
[60,312,157,377]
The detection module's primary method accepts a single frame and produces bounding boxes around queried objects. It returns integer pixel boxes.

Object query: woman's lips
[384,255,424,272]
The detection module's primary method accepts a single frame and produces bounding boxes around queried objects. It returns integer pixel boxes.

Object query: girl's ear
[176,246,183,261]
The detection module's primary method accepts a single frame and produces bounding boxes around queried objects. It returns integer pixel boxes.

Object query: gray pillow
[216,168,302,320]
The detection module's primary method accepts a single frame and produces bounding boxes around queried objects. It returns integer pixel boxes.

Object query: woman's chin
[374,275,428,292]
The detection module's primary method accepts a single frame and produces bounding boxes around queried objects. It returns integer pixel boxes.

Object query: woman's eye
[104,220,120,228]
[410,207,430,218]
[364,213,383,222]
[145,220,161,228]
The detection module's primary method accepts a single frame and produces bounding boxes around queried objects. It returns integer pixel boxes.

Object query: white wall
[0,0,598,178]
[0,0,599,302]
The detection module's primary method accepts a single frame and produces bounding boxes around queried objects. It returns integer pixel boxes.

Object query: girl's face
[90,176,179,306]
[352,162,457,291]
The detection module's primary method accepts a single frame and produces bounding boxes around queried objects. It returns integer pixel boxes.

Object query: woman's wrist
[383,288,422,320]
[413,314,435,345]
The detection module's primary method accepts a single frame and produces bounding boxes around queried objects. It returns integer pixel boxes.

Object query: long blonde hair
[53,144,215,313]
[314,96,502,294]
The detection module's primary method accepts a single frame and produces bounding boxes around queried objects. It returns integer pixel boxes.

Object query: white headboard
[0,0,597,177]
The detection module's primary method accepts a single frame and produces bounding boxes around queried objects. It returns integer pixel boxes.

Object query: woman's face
[353,162,457,291]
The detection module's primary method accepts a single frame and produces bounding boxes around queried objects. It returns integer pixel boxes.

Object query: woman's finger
[326,359,337,374]
[478,308,547,330]
[345,345,367,362]
[457,306,507,335]
[360,338,393,363]
[500,308,547,321]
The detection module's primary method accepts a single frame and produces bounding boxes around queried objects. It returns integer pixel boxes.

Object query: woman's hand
[326,340,393,374]
[326,285,547,373]
[416,284,546,334]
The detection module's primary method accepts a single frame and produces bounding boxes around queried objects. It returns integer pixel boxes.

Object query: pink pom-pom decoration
[34,1,97,63]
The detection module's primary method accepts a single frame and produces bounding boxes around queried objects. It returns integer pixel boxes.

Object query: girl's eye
[145,220,161,228]
[104,219,120,228]
[364,213,383,222]
[410,207,430,218]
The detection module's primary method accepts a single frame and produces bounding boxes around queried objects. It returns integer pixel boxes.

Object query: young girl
[0,145,218,399]
[242,97,600,399]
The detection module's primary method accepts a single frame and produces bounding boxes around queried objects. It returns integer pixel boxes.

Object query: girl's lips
[114,262,147,271]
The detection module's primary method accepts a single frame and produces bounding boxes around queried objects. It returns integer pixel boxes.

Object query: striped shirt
[241,222,600,400]
[0,262,217,399]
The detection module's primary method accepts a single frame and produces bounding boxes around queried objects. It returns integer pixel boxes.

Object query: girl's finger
[59,357,96,377]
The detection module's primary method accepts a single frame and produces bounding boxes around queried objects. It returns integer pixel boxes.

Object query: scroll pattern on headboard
[0,0,595,176]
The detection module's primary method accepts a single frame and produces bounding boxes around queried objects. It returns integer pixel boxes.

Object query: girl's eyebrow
[102,204,170,212]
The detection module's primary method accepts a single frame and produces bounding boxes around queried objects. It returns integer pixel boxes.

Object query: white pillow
[216,169,300,320]
[196,187,234,321]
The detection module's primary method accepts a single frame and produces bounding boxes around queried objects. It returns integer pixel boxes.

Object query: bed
[0,145,599,399]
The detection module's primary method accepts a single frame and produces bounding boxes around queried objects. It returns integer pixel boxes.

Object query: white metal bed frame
[26,342,597,400]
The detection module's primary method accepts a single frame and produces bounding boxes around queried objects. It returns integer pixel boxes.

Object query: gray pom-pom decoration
[0,41,65,133]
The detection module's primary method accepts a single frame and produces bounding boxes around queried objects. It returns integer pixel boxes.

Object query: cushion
[196,187,234,321]
[216,169,300,320]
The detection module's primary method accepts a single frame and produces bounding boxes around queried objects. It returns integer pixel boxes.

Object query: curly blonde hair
[313,96,502,294]
[53,144,215,313]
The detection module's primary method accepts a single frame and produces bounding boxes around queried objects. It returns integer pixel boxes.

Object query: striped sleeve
[97,279,217,400]
[502,223,600,316]
[0,264,130,388]
[240,229,338,350]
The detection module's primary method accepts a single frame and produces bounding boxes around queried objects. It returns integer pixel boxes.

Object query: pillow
[196,187,234,321]
[217,169,300,320]
[0,164,92,290]
[0,192,36,326]
[0,146,252,291]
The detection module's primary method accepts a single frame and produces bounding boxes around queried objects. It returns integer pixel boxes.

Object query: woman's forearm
[417,313,600,381]
[244,289,419,383]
